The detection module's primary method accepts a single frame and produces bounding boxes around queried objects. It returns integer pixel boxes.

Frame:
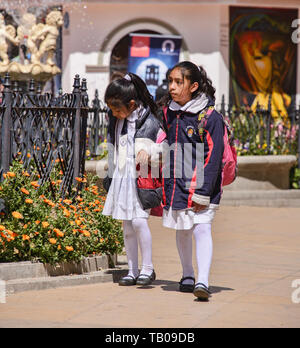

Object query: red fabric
[187,165,198,208]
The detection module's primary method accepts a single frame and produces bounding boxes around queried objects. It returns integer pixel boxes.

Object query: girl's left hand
[136,150,150,165]
[193,202,208,212]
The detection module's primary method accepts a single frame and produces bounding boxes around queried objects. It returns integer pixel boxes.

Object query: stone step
[222,190,300,207]
[5,271,112,295]
[4,268,128,295]
[0,256,109,281]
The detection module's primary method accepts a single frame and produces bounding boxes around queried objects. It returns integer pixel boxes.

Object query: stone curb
[0,255,129,295]
[222,189,300,207]
[5,268,129,295]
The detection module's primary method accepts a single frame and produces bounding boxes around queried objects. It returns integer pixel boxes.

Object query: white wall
[62,2,224,103]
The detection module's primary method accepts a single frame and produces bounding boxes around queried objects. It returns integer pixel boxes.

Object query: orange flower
[21,188,30,195]
[23,224,28,229]
[76,196,83,202]
[75,177,82,183]
[31,181,39,188]
[54,228,64,238]
[22,171,30,177]
[93,208,101,212]
[63,210,71,218]
[0,225,5,231]
[27,153,31,158]
[35,220,40,225]
[75,219,82,226]
[22,234,30,241]
[7,171,16,178]
[63,199,72,205]
[25,199,33,204]
[83,230,91,237]
[44,199,55,207]
[42,222,49,228]
[65,246,74,252]
[12,211,23,219]
[49,238,57,245]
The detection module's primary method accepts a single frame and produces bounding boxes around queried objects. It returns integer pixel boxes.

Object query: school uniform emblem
[186,126,195,138]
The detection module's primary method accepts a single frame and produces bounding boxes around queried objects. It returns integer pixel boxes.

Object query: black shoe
[179,277,195,293]
[118,275,137,286]
[136,270,156,286]
[193,283,211,301]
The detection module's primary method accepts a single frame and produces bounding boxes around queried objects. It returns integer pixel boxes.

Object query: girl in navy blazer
[162,61,224,300]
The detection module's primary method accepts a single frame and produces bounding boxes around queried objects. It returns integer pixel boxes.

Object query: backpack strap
[197,106,214,142]
[197,106,234,143]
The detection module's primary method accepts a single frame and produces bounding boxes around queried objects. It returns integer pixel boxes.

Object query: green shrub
[0,159,123,264]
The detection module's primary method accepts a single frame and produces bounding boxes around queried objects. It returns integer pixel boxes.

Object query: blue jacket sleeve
[192,112,224,206]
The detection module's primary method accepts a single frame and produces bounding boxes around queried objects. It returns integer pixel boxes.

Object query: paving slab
[0,206,299,328]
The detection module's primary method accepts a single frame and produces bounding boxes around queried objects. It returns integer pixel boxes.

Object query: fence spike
[3,72,11,90]
[73,74,81,92]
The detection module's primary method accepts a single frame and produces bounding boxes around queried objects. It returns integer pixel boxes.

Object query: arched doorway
[110,30,159,80]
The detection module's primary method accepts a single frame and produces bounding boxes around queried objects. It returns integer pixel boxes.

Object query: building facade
[7,0,300,110]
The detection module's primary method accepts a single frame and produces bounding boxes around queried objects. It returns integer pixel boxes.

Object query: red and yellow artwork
[230,7,298,125]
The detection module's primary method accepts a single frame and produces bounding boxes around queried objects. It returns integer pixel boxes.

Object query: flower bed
[0,158,123,264]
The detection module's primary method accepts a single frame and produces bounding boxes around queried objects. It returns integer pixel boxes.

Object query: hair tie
[124,74,132,81]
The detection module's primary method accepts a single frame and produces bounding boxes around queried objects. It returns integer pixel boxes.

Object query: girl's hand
[136,150,150,166]
[193,202,208,212]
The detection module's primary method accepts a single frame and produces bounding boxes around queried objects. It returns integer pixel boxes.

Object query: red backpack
[198,106,238,187]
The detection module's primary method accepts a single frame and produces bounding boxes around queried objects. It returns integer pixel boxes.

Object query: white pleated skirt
[102,157,149,221]
[162,205,218,230]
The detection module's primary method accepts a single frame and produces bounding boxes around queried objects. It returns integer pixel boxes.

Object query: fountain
[0,5,64,83]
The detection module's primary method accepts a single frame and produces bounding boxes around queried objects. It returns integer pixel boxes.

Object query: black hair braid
[128,73,158,116]
[197,66,216,101]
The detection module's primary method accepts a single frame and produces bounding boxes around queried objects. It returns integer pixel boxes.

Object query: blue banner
[128,34,182,99]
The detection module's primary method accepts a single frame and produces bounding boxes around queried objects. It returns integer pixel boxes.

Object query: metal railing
[217,95,300,168]
[0,73,89,198]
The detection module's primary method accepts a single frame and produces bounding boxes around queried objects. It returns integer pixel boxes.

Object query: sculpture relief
[0,10,63,81]
[0,13,19,66]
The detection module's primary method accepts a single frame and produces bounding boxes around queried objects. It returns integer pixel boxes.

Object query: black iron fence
[0,73,89,198]
[86,89,108,158]
[217,96,300,168]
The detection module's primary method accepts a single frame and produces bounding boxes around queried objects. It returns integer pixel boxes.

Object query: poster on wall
[230,6,298,123]
[128,33,182,100]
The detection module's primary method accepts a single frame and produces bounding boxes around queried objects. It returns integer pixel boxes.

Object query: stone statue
[34,11,63,66]
[0,10,63,82]
[0,13,19,66]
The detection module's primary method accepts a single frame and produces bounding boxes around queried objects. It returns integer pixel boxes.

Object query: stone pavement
[0,206,299,328]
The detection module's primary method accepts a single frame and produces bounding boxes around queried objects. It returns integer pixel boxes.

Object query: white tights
[122,218,153,278]
[176,223,213,288]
